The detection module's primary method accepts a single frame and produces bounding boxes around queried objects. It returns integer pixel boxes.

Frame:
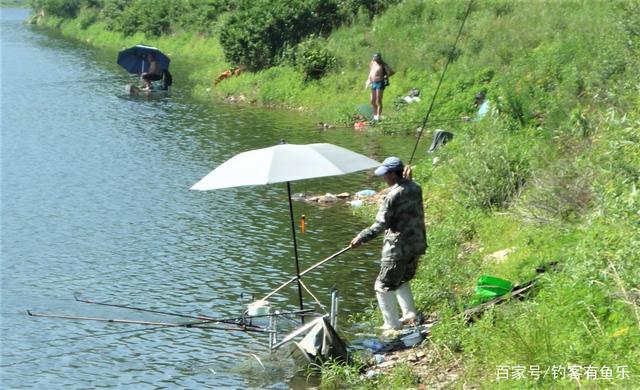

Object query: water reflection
[1,7,419,389]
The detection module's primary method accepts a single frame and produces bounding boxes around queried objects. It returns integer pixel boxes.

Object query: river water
[1,8,418,389]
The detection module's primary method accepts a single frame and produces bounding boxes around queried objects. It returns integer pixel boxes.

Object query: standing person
[365,53,395,121]
[141,53,162,91]
[350,157,427,332]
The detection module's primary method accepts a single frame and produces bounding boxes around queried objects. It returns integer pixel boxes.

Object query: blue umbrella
[116,44,170,75]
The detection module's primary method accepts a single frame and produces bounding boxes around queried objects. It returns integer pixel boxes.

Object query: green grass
[30,0,640,387]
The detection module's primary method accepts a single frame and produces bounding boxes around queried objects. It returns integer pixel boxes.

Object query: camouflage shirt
[356,178,427,264]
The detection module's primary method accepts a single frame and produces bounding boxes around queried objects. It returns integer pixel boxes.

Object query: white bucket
[247,300,271,316]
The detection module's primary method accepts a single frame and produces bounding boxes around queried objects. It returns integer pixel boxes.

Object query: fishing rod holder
[266,289,340,353]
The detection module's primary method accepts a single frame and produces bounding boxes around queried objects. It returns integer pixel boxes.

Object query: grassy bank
[29,0,640,388]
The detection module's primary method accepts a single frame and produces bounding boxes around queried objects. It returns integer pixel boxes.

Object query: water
[1,8,419,389]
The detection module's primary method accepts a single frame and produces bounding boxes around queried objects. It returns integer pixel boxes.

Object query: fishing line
[408,0,475,165]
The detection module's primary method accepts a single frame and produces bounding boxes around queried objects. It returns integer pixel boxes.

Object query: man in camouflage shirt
[350,157,427,331]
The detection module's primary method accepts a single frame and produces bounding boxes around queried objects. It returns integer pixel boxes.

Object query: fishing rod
[408,0,475,165]
[21,306,315,351]
[74,295,315,324]
[259,246,351,302]
[26,310,270,333]
[75,295,218,321]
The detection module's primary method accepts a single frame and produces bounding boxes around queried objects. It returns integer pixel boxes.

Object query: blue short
[371,81,385,90]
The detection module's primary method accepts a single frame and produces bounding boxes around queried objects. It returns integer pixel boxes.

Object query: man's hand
[403,165,413,180]
[350,237,361,248]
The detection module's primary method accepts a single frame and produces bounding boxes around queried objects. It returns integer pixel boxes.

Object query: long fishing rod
[27,300,313,329]
[259,246,351,302]
[26,310,270,333]
[408,0,475,165]
[74,295,217,321]
[22,307,315,349]
[74,295,315,324]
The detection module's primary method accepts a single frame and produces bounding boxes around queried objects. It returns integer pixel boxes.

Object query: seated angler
[141,53,162,91]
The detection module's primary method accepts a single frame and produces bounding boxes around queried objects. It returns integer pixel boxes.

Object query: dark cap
[374,156,404,176]
[372,53,381,60]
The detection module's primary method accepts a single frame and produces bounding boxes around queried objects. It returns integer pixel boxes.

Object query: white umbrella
[191,142,380,311]
[191,142,380,190]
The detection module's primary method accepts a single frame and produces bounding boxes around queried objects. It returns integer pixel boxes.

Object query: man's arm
[365,61,375,88]
[352,196,393,246]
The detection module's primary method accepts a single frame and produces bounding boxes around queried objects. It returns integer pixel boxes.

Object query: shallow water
[1,8,420,388]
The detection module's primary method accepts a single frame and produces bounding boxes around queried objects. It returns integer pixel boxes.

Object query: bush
[516,160,593,225]
[452,138,531,209]
[219,0,340,70]
[115,0,172,37]
[295,37,337,80]
[99,0,126,31]
[77,6,98,29]
[98,0,233,37]
[170,0,233,36]
[30,0,81,18]
[336,0,402,23]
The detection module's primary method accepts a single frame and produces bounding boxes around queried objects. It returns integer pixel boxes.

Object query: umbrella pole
[286,181,305,318]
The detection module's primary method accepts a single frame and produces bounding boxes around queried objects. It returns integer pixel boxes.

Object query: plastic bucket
[247,300,271,316]
[472,275,513,304]
[477,275,513,294]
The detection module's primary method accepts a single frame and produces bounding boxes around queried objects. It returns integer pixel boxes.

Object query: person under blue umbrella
[141,53,162,91]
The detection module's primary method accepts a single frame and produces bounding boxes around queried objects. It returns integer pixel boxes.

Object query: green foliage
[293,36,337,81]
[318,357,365,389]
[112,0,172,37]
[450,135,531,209]
[219,0,340,71]
[170,0,233,35]
[29,0,82,17]
[336,0,402,24]
[369,363,420,389]
[516,159,593,225]
[76,6,98,29]
[63,0,233,37]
